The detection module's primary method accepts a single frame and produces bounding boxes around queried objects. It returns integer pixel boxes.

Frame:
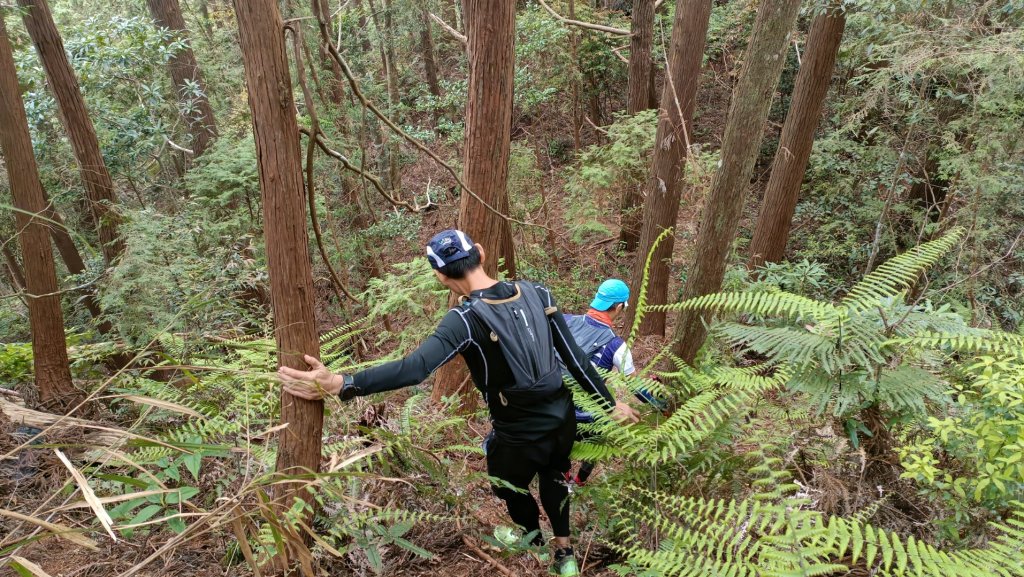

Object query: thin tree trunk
[622,0,712,337]
[569,0,582,151]
[311,0,347,106]
[0,18,77,409]
[368,0,402,193]
[747,8,845,271]
[198,0,213,37]
[353,0,374,54]
[671,0,802,364]
[233,0,323,544]
[2,244,27,291]
[618,0,656,251]
[147,0,219,159]
[38,191,107,324]
[19,0,125,266]
[431,0,518,405]
[419,8,443,127]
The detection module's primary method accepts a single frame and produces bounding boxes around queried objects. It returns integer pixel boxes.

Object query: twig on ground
[461,535,517,577]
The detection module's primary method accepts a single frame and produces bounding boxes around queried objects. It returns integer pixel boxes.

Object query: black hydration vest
[463,281,565,409]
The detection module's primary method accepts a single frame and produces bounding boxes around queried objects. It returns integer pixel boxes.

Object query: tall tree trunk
[431,0,518,404]
[353,0,374,54]
[19,0,125,266]
[311,0,347,106]
[2,244,27,291]
[367,0,402,193]
[0,18,77,410]
[671,0,802,364]
[233,0,323,540]
[419,8,443,127]
[618,0,656,251]
[747,8,845,270]
[198,0,213,37]
[622,0,712,336]
[147,0,219,159]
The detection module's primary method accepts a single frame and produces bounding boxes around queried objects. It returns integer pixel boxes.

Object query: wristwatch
[339,374,360,401]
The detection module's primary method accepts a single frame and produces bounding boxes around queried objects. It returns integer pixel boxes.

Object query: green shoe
[493,525,519,547]
[550,547,579,576]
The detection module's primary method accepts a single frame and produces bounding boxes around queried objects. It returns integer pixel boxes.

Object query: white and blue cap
[590,279,630,311]
[425,229,476,270]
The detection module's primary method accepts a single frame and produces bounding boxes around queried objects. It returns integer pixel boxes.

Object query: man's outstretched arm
[279,310,470,400]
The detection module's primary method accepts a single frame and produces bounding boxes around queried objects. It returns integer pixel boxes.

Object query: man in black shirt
[279,229,638,576]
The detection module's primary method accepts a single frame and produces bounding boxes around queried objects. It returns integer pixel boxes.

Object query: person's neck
[587,308,616,327]
[450,269,498,297]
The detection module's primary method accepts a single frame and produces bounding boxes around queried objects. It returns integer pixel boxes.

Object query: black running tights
[485,416,575,539]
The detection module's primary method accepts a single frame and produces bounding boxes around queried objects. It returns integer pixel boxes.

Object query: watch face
[341,385,359,401]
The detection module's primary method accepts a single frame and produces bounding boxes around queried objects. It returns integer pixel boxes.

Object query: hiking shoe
[550,547,579,576]
[493,525,520,547]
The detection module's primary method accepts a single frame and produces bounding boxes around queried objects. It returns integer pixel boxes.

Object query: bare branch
[286,24,361,305]
[165,138,194,155]
[536,0,629,36]
[429,12,466,47]
[311,10,555,233]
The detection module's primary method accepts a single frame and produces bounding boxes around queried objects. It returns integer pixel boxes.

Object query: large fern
[611,454,1024,576]
[644,231,967,428]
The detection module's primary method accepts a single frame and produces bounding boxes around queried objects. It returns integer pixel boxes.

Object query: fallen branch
[299,127,428,213]
[461,535,516,577]
[0,398,127,450]
[536,0,629,35]
[429,12,466,47]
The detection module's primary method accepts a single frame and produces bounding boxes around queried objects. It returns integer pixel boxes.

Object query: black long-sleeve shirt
[352,281,614,444]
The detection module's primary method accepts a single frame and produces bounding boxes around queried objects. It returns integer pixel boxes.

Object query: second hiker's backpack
[464,281,565,407]
[559,314,616,377]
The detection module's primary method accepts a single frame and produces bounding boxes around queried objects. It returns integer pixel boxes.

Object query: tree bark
[147,0,219,159]
[0,18,77,409]
[618,0,656,251]
[747,8,845,270]
[622,0,712,337]
[2,244,27,291]
[671,0,802,364]
[568,0,582,151]
[367,0,402,193]
[431,0,518,404]
[420,8,443,127]
[19,0,125,266]
[233,0,323,534]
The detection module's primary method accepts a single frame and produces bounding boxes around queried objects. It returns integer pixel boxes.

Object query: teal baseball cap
[590,279,630,311]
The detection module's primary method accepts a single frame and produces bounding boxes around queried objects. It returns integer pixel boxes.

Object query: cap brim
[590,297,614,311]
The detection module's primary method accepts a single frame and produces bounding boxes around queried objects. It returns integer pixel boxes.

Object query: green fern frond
[628,227,674,348]
[891,330,1024,358]
[614,457,1024,577]
[650,290,840,321]
[842,229,963,313]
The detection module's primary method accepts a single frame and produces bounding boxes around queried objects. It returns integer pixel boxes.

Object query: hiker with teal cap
[560,279,667,485]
